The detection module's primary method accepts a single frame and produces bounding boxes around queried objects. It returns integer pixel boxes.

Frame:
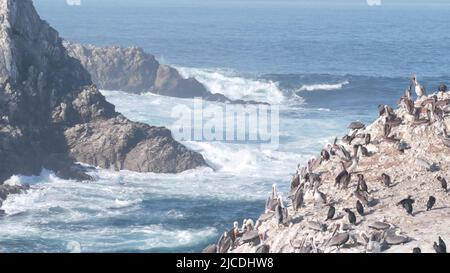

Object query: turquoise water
[0,0,447,252]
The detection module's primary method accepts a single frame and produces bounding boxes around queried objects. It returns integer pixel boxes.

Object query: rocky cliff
[0,0,207,189]
[63,41,265,104]
[209,89,450,254]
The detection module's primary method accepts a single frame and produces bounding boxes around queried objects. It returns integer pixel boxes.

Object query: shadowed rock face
[63,41,209,98]
[0,0,207,185]
[63,41,270,105]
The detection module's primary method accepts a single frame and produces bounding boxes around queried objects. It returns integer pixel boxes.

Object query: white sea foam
[297,81,349,92]
[176,66,285,104]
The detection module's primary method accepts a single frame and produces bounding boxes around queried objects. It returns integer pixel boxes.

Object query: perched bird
[202,244,217,253]
[364,134,371,145]
[292,186,304,211]
[356,200,364,216]
[275,195,285,226]
[412,247,421,253]
[321,149,330,161]
[325,205,336,221]
[411,75,426,98]
[426,196,436,211]
[344,208,357,225]
[348,121,365,130]
[265,184,279,212]
[314,187,327,205]
[335,162,351,189]
[437,176,448,192]
[398,196,415,207]
[381,173,391,187]
[218,232,232,253]
[357,174,369,194]
[403,201,414,216]
[358,145,370,157]
[328,232,350,250]
[255,244,270,254]
[433,237,447,253]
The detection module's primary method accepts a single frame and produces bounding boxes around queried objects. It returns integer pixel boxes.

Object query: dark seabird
[438,84,448,92]
[398,196,415,207]
[255,244,270,254]
[202,244,217,253]
[358,144,370,157]
[357,174,369,194]
[403,201,414,216]
[348,121,365,130]
[329,232,350,249]
[218,232,232,253]
[275,195,285,226]
[396,141,411,153]
[412,247,421,253]
[426,196,436,211]
[356,200,364,216]
[325,205,335,221]
[433,237,447,253]
[290,174,300,191]
[437,176,448,192]
[364,134,371,145]
[335,162,351,189]
[321,149,330,161]
[344,208,357,225]
[381,173,391,187]
[292,186,304,211]
[383,123,392,138]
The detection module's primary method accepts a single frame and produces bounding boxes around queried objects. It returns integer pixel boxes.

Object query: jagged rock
[63,41,269,105]
[0,0,207,200]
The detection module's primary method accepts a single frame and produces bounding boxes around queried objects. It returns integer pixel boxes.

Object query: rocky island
[0,0,207,204]
[207,88,450,253]
[63,41,266,104]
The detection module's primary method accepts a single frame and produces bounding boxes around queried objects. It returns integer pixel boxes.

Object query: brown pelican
[411,75,426,98]
[325,205,336,221]
[328,232,350,250]
[378,104,395,118]
[356,200,364,216]
[218,232,232,253]
[265,184,279,212]
[384,230,410,245]
[426,196,436,211]
[255,244,270,253]
[344,208,357,225]
[369,221,391,231]
[202,244,217,253]
[437,176,448,192]
[433,237,446,253]
[348,121,365,130]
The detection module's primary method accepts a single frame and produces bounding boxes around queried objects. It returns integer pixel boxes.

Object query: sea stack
[0,0,207,187]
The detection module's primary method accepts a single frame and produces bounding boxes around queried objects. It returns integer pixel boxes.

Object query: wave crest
[297,81,349,92]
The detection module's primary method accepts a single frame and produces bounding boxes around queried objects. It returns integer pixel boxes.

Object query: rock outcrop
[211,90,450,254]
[0,0,207,191]
[63,41,267,105]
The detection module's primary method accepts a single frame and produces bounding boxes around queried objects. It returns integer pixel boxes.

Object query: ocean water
[0,0,448,252]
